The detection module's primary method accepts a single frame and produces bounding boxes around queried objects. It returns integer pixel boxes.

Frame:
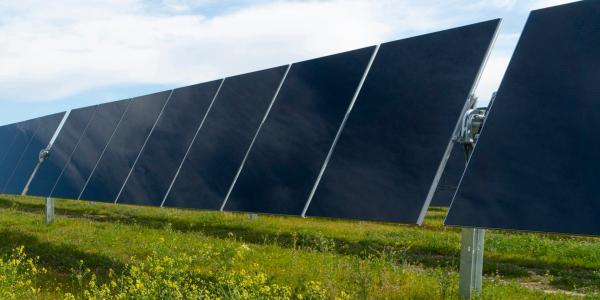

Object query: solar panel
[431,143,467,207]
[50,99,130,200]
[305,20,500,223]
[0,124,19,167]
[2,113,65,194]
[223,47,376,215]
[79,91,170,202]
[0,121,36,190]
[27,106,97,197]
[164,66,288,210]
[445,1,600,235]
[117,80,222,206]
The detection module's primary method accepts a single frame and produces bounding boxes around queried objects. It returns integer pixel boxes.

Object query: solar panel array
[2,0,599,239]
[445,0,600,236]
[1,19,501,225]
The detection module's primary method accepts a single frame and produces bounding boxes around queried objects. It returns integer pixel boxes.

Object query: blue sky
[0,0,576,125]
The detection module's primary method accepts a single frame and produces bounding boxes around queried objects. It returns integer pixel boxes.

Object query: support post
[458,227,485,299]
[45,197,55,224]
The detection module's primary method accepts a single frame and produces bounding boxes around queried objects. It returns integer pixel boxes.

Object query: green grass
[0,194,599,299]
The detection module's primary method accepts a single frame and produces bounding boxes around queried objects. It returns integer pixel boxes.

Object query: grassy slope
[0,194,599,299]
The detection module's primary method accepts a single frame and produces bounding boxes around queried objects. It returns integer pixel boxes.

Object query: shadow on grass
[0,228,125,273]
[1,197,599,292]
[0,228,125,291]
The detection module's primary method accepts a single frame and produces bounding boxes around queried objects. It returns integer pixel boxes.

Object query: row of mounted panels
[0,19,500,225]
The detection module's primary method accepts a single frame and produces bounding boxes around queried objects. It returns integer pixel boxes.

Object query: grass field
[1,194,599,299]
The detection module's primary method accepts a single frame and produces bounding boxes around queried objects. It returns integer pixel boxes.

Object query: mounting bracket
[455,93,493,299]
[454,105,486,159]
[21,148,51,196]
[456,107,486,145]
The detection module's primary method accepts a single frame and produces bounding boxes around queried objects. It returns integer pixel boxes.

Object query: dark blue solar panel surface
[2,113,65,194]
[164,66,287,210]
[51,99,130,200]
[431,143,467,207]
[224,47,375,215]
[80,91,170,202]
[306,20,499,224]
[0,122,34,189]
[0,124,18,166]
[27,106,97,197]
[117,80,222,206]
[445,1,600,235]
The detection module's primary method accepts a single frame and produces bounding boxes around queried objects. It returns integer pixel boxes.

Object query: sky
[0,0,578,125]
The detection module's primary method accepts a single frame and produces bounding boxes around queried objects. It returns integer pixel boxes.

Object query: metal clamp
[38,148,51,163]
[455,107,486,146]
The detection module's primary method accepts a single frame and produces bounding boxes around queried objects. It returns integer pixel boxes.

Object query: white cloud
[0,0,538,104]
[0,1,393,102]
